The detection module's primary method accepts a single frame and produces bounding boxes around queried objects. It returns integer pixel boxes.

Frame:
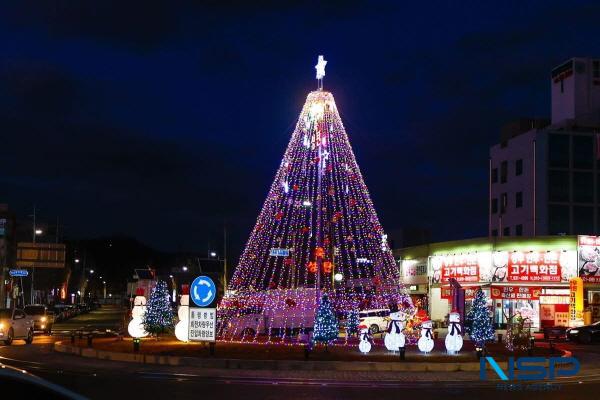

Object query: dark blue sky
[2,1,600,257]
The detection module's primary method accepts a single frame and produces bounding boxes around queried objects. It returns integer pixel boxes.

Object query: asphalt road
[2,307,600,400]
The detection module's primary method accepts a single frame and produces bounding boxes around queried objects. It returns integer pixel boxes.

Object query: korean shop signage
[578,235,600,283]
[507,251,562,282]
[490,286,540,300]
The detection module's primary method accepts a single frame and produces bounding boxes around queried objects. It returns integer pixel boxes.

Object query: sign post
[188,275,219,354]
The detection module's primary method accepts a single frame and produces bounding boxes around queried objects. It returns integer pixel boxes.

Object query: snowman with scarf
[445,309,463,354]
[128,288,148,338]
[174,285,190,342]
[417,316,434,354]
[358,324,372,353]
[384,307,407,352]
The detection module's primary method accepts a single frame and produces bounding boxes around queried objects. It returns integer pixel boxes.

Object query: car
[0,308,34,345]
[359,309,390,334]
[0,363,86,400]
[24,304,55,334]
[566,321,600,344]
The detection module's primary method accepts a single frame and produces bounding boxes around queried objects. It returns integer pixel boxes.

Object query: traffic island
[54,337,566,372]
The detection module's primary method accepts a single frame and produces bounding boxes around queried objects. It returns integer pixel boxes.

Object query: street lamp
[182,266,188,272]
[210,252,217,258]
[74,258,80,263]
[89,269,94,274]
[35,229,43,235]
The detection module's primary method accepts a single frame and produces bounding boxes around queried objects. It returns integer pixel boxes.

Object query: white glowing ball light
[384,310,406,352]
[128,291,148,338]
[445,311,463,354]
[417,318,434,354]
[175,293,190,342]
[358,325,371,353]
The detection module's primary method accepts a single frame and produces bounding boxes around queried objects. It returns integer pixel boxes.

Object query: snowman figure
[358,324,372,353]
[128,288,148,338]
[175,285,190,342]
[384,310,406,352]
[445,310,463,354]
[417,317,434,354]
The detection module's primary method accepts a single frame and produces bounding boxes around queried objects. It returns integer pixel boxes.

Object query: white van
[224,288,319,338]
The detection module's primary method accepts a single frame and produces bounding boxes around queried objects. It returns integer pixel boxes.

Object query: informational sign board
[569,277,584,327]
[269,248,290,257]
[188,307,216,342]
[434,254,480,283]
[9,269,29,277]
[190,275,217,307]
[507,251,562,282]
[490,286,540,300]
[578,235,600,283]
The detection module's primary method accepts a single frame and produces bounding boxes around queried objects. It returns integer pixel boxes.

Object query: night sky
[2,1,600,259]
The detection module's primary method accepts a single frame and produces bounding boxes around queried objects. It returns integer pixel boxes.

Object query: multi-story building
[489,57,600,237]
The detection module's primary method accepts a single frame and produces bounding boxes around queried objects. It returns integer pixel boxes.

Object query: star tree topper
[315,55,327,89]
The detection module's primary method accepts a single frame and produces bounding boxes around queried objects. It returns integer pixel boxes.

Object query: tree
[143,280,174,336]
[465,288,495,348]
[345,309,360,337]
[313,294,338,344]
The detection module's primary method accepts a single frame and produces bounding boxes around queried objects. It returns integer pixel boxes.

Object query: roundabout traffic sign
[190,275,216,307]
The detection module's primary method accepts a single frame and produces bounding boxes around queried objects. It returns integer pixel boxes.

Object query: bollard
[476,347,483,359]
[497,333,503,343]
[71,332,76,344]
[400,347,405,360]
[528,337,535,356]
[87,334,93,347]
[209,341,216,356]
[133,337,140,352]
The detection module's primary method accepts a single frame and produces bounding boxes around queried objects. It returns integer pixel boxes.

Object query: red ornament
[372,276,381,287]
[323,237,331,246]
[349,198,357,207]
[269,281,277,289]
[301,226,310,233]
[283,258,293,266]
[293,184,299,190]
[285,298,297,308]
[275,211,284,221]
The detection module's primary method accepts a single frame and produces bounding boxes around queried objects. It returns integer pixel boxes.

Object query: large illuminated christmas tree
[219,56,412,341]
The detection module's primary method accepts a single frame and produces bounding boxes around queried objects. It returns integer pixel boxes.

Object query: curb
[54,341,568,372]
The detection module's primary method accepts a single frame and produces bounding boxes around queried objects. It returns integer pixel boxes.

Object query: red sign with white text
[440,254,480,283]
[490,286,541,300]
[507,251,562,282]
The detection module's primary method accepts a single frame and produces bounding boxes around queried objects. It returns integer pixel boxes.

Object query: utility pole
[223,222,228,292]
[31,205,36,304]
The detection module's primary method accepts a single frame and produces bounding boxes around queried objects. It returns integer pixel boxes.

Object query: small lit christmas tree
[143,280,174,337]
[345,309,360,337]
[313,294,338,344]
[465,288,495,348]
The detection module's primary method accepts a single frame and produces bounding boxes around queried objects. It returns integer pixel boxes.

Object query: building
[0,204,17,308]
[395,235,600,329]
[489,57,600,238]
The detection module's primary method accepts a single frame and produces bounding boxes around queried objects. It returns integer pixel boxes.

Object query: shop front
[577,235,600,323]
[400,258,429,312]
[427,243,578,330]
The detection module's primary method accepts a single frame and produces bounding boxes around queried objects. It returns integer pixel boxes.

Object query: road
[2,307,600,399]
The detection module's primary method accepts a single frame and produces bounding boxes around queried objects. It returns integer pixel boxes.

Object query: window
[515,159,523,176]
[503,227,510,237]
[516,224,523,236]
[491,229,498,237]
[573,172,593,203]
[549,134,570,168]
[549,205,570,235]
[491,198,498,214]
[501,161,508,183]
[501,193,508,213]
[492,168,498,183]
[574,206,594,234]
[516,192,523,208]
[573,135,593,169]
[549,171,570,202]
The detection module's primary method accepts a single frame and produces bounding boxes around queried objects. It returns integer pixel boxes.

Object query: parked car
[24,304,54,334]
[566,321,600,344]
[359,309,390,334]
[0,308,34,345]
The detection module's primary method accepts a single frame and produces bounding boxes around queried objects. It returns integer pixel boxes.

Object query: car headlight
[41,316,47,322]
[569,329,579,334]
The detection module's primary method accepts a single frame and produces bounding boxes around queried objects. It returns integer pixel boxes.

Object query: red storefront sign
[490,286,541,300]
[578,235,600,283]
[441,286,477,299]
[439,254,480,283]
[507,251,562,282]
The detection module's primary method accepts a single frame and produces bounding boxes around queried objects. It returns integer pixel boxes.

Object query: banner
[507,251,562,282]
[569,277,584,327]
[435,254,480,283]
[490,286,540,300]
[578,235,600,283]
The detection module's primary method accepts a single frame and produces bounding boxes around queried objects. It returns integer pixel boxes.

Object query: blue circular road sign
[190,275,216,307]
